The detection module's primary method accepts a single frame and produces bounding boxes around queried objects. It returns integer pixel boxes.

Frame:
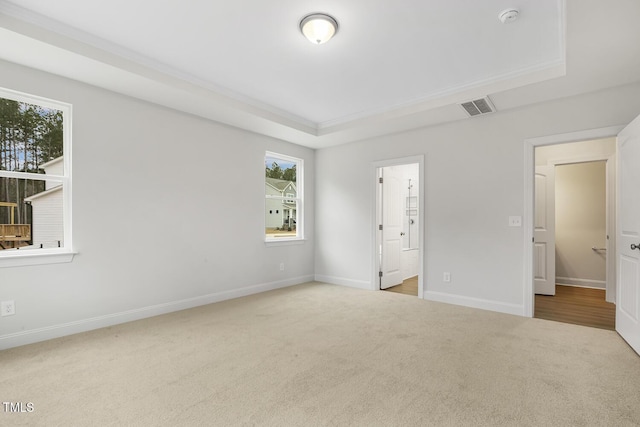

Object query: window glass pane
[0,90,70,261]
[265,155,296,183]
[0,97,64,174]
[265,152,301,240]
[0,177,63,250]
[265,199,297,238]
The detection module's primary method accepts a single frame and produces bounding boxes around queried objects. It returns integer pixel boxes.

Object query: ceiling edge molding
[0,0,570,150]
[318,59,566,137]
[0,2,318,132]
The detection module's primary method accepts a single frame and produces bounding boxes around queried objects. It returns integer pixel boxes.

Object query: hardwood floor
[385,281,614,329]
[534,284,615,330]
[384,276,418,296]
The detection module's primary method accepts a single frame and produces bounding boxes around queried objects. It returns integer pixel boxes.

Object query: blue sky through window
[265,156,295,170]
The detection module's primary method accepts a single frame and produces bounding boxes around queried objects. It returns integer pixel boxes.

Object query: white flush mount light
[498,9,519,24]
[300,13,338,44]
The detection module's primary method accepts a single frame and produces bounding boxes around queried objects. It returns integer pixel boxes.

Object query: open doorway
[526,118,640,355]
[373,156,424,298]
[533,139,616,329]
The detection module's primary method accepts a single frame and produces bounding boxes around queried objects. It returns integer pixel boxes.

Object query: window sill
[0,250,76,268]
[265,238,306,247]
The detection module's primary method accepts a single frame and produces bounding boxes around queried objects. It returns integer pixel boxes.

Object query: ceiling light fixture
[300,13,338,45]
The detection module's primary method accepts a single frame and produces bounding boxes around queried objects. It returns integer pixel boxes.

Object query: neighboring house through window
[0,87,72,264]
[24,157,64,249]
[265,152,302,241]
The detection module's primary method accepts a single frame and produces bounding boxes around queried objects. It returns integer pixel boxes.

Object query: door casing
[524,126,624,317]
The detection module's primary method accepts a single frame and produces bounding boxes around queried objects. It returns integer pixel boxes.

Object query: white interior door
[534,165,556,295]
[616,114,640,355]
[380,167,403,289]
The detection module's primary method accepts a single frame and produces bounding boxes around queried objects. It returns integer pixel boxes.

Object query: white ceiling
[0,0,639,149]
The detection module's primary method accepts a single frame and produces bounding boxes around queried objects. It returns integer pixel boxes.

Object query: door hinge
[379,177,383,184]
[379,224,383,231]
[379,271,383,277]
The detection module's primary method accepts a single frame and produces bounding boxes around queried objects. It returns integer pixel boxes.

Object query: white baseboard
[0,275,314,350]
[316,277,524,316]
[555,277,606,289]
[314,275,371,290]
[424,291,524,316]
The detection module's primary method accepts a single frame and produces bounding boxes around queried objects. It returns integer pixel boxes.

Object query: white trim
[606,153,616,303]
[525,126,623,147]
[0,2,565,136]
[265,151,301,166]
[318,59,565,130]
[0,86,73,262]
[555,278,606,289]
[264,151,303,241]
[0,250,75,268]
[523,125,625,317]
[372,155,425,299]
[265,239,306,247]
[0,1,318,132]
[425,291,524,316]
[0,85,71,112]
[314,275,371,290]
[0,274,314,350]
[546,155,611,165]
[0,170,63,182]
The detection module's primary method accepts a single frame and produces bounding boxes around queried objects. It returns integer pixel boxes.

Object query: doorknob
[631,243,640,251]
[400,232,405,236]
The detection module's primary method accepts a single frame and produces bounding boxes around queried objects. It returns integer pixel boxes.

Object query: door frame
[524,126,624,317]
[372,155,425,299]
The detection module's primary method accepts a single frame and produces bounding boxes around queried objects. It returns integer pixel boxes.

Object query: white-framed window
[0,87,73,266]
[265,152,303,241]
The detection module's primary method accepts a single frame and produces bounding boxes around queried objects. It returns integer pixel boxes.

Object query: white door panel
[380,168,403,289]
[534,165,556,295]
[617,113,640,355]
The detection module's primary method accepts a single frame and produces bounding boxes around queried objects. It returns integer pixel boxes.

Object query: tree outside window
[0,89,71,255]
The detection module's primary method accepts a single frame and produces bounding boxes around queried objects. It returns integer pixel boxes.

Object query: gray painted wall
[3,55,640,348]
[535,138,616,167]
[315,83,640,313]
[0,60,315,348]
[555,161,607,287]
[536,138,616,288]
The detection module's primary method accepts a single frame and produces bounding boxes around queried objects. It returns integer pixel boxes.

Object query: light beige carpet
[1,282,639,426]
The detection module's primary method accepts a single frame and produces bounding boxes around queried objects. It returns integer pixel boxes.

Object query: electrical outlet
[279,263,285,271]
[1,300,15,317]
[443,272,451,283]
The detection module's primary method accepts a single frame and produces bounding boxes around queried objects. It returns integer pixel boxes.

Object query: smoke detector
[498,9,519,24]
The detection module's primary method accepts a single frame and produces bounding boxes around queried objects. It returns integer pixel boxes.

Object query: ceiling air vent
[460,97,496,117]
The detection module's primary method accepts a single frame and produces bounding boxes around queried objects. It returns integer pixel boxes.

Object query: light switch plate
[509,216,522,227]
